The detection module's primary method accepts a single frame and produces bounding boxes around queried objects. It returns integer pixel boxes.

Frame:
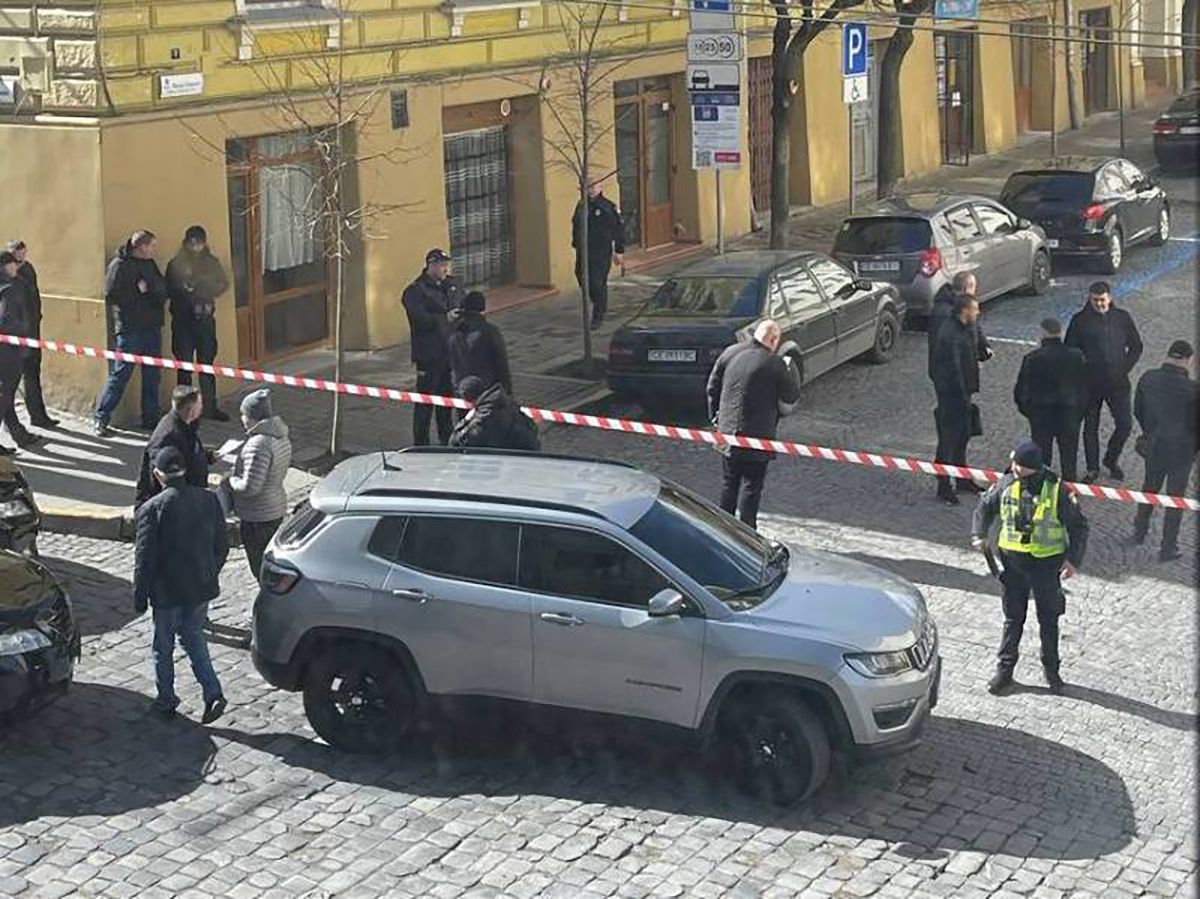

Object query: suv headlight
[0,628,52,657]
[845,650,914,678]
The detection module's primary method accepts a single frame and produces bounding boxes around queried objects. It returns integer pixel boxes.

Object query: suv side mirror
[1016,217,1032,231]
[648,588,687,618]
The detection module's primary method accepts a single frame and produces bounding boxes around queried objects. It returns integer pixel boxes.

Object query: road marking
[987,336,1039,347]
[1167,237,1200,243]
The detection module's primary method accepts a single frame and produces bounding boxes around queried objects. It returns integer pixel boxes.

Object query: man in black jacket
[94,230,168,436]
[449,376,540,451]
[1133,340,1198,562]
[931,294,983,504]
[448,291,512,396]
[402,248,461,446]
[7,240,56,428]
[0,251,41,454]
[928,271,992,378]
[707,320,800,529]
[1065,282,1143,483]
[572,179,625,329]
[135,386,209,510]
[166,226,230,422]
[134,446,229,723]
[1014,318,1087,481]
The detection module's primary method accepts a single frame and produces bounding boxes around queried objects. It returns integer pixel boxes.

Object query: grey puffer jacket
[229,416,293,523]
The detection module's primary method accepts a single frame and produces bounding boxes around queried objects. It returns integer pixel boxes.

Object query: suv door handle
[540,612,585,627]
[392,588,430,604]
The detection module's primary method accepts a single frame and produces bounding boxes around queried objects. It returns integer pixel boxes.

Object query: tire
[303,644,415,753]
[721,693,832,805]
[865,309,900,364]
[784,352,804,393]
[1024,250,1051,296]
[1150,205,1170,247]
[1101,227,1123,274]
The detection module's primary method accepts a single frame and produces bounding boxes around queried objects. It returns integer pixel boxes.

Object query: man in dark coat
[706,319,801,529]
[449,376,540,451]
[1065,281,1143,483]
[134,446,229,723]
[928,271,992,381]
[1014,318,1087,482]
[0,251,40,454]
[135,385,209,510]
[930,294,983,504]
[572,178,625,329]
[402,248,461,446]
[166,226,230,422]
[7,240,56,428]
[94,230,168,436]
[448,291,512,396]
[1133,340,1199,562]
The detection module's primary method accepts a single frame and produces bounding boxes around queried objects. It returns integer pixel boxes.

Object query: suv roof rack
[354,488,604,519]
[394,446,639,470]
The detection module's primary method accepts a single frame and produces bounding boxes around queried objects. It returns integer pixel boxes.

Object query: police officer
[402,248,462,446]
[1013,318,1087,482]
[972,440,1089,696]
[572,177,625,329]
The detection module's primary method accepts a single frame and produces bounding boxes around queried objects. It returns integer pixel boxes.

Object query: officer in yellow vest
[971,440,1089,695]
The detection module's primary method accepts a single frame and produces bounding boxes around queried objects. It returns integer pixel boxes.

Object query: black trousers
[18,347,49,423]
[997,550,1064,674]
[173,316,220,411]
[934,400,972,494]
[577,258,611,324]
[1134,451,1196,552]
[413,366,453,447]
[1028,406,1082,483]
[719,451,770,529]
[1082,385,1132,473]
[0,353,25,444]
[241,518,282,580]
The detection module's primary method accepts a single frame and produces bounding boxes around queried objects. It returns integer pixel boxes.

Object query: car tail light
[1082,203,1106,221]
[1153,119,1178,135]
[608,343,635,364]
[918,248,942,278]
[262,558,302,595]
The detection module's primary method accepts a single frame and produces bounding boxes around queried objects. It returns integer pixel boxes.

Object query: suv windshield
[834,217,932,255]
[644,277,761,319]
[629,483,785,609]
[1001,171,1095,208]
[1167,92,1200,114]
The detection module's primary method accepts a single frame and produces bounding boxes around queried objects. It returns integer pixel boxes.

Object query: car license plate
[647,349,697,363]
[858,260,901,272]
[1046,239,1060,249]
[1180,126,1200,135]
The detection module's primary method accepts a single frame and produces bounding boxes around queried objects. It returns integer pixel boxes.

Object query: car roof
[848,192,998,220]
[310,449,662,528]
[1008,156,1114,176]
[675,250,819,277]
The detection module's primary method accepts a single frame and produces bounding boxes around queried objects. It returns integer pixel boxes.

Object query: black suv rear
[1153,90,1200,173]
[0,551,79,722]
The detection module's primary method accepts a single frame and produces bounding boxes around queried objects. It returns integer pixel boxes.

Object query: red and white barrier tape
[5,332,1196,511]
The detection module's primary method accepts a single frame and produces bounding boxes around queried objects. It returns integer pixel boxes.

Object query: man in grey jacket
[223,388,293,578]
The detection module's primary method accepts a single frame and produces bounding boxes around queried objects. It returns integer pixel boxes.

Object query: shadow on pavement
[215,713,1135,859]
[40,556,139,637]
[1008,682,1198,733]
[843,552,999,596]
[0,682,217,827]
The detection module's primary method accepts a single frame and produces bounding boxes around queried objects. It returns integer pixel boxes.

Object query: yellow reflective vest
[997,477,1068,558]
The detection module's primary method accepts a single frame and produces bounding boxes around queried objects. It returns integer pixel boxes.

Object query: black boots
[987,668,1014,695]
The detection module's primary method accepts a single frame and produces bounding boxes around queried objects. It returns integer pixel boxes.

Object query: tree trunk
[1184,0,1199,89]
[768,19,794,250]
[1063,0,1080,130]
[875,12,918,200]
[578,82,594,374]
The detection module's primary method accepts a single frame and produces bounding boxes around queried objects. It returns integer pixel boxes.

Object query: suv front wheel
[721,694,831,804]
[303,644,415,753]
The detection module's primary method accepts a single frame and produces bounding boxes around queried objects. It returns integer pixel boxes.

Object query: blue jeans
[95,329,162,426]
[152,602,222,711]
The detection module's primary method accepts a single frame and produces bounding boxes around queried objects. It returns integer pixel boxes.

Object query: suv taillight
[918,248,942,278]
[262,558,302,595]
[1153,119,1178,135]
[1082,203,1106,221]
[608,343,635,363]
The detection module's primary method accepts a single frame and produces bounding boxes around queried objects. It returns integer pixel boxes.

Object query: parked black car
[607,251,903,409]
[0,551,79,723]
[1153,90,1200,173]
[999,157,1170,274]
[0,456,41,556]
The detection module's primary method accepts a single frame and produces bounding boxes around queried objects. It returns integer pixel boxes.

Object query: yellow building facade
[0,0,1153,414]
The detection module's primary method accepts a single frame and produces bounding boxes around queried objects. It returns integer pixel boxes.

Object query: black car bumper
[607,370,710,401]
[252,645,301,691]
[0,642,76,719]
[1153,137,1200,170]
[1042,232,1110,257]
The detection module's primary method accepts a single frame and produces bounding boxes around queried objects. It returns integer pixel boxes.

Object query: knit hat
[462,291,486,313]
[1012,440,1044,470]
[1168,340,1194,360]
[458,376,486,403]
[184,225,207,244]
[154,446,187,478]
[240,388,274,423]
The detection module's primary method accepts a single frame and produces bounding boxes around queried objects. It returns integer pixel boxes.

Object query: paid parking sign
[691,92,742,170]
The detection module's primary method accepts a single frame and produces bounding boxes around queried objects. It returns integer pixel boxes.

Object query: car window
[644,277,761,319]
[930,214,956,247]
[367,515,407,561]
[397,516,519,586]
[973,204,1015,236]
[1117,160,1145,186]
[520,525,668,608]
[807,257,856,299]
[775,264,826,315]
[767,278,788,319]
[833,217,933,254]
[1001,171,1095,210]
[945,205,984,242]
[1097,165,1129,197]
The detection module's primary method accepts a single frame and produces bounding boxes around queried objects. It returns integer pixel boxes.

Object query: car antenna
[380,447,402,472]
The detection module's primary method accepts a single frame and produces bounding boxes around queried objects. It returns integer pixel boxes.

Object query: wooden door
[642,90,675,249]
[748,57,772,216]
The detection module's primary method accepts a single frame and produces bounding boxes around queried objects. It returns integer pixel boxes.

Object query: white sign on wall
[160,72,205,99]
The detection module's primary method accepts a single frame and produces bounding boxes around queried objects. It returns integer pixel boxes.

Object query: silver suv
[252,448,940,803]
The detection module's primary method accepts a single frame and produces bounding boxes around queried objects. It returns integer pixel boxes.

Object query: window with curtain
[258,133,325,293]
[443,126,515,290]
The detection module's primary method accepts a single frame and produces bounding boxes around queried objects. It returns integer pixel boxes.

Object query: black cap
[458,376,485,402]
[1013,440,1044,470]
[0,251,17,267]
[153,446,187,478]
[184,225,207,244]
[425,248,451,264]
[462,291,486,313]
[1168,339,1194,359]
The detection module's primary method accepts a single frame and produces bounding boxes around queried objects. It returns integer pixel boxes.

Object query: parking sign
[842,22,868,78]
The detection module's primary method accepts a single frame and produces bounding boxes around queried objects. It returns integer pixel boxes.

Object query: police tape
[4,332,1197,512]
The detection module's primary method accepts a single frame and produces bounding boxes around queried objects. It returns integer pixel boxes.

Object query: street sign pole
[848,114,855,215]
[841,22,868,216]
[716,169,725,254]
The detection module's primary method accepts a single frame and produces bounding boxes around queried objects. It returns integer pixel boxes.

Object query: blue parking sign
[842,23,868,78]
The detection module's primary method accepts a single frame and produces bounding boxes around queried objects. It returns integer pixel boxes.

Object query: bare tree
[768,0,864,248]
[1062,0,1081,129]
[874,0,933,198]
[1185,0,1198,88]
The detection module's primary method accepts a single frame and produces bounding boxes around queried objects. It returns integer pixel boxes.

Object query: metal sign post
[716,170,725,254]
[842,23,868,216]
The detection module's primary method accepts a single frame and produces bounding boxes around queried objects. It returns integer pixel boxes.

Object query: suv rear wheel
[303,644,414,753]
[721,694,831,804]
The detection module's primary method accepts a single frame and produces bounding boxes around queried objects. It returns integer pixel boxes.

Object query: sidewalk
[21,104,1166,539]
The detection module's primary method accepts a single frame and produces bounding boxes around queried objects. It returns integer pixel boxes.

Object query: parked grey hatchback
[252,448,941,803]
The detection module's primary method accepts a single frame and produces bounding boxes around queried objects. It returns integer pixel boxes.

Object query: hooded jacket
[449,383,540,451]
[228,416,293,523]
[1064,303,1143,391]
[166,246,230,321]
[448,312,512,394]
[105,242,167,335]
[134,480,229,611]
[135,410,209,509]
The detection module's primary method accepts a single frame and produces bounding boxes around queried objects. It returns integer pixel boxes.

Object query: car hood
[617,315,754,337]
[743,544,927,653]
